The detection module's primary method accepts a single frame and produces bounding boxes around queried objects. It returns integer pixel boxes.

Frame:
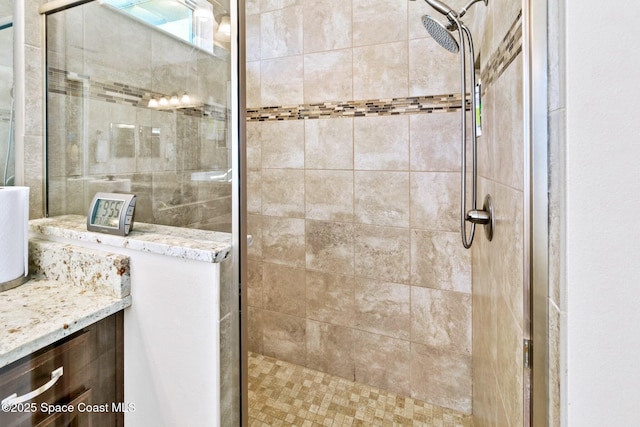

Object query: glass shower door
[43,0,241,425]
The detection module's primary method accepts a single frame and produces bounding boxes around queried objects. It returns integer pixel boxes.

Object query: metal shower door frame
[523,0,550,425]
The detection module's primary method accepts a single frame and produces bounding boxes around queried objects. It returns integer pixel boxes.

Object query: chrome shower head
[422,15,459,53]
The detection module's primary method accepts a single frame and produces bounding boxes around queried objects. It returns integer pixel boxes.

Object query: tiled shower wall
[472,1,526,426]
[245,0,485,414]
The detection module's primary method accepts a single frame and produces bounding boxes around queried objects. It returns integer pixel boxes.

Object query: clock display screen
[92,198,124,228]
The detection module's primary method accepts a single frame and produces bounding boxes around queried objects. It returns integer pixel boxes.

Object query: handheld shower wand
[414,0,493,248]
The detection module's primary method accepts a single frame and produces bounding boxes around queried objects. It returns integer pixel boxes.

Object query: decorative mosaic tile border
[45,10,522,125]
[47,67,228,121]
[247,11,523,122]
[246,94,465,122]
[480,11,523,88]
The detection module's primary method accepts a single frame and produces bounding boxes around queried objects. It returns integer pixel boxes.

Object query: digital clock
[87,192,137,236]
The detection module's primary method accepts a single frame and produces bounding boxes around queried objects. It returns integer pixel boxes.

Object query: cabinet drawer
[0,331,90,426]
[0,312,123,427]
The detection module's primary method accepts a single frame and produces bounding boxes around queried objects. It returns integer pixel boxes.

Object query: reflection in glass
[46,0,233,233]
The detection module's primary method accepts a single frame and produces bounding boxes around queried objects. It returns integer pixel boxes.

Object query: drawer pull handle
[1,367,64,406]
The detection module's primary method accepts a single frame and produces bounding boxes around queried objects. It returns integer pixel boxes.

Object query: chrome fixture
[414,0,492,248]
[3,86,15,186]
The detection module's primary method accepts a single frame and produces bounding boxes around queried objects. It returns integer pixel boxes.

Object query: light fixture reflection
[159,97,169,107]
[170,95,180,106]
[181,93,191,105]
[215,15,231,42]
[148,98,158,108]
[194,6,213,21]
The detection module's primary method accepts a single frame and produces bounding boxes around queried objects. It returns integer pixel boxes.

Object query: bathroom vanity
[28,215,237,427]
[0,239,132,426]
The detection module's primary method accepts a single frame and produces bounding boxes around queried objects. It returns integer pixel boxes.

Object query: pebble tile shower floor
[248,352,473,427]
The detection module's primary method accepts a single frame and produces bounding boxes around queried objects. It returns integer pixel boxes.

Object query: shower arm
[458,0,488,18]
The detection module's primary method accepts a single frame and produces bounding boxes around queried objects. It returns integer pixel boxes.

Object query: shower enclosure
[0,1,13,186]
[42,0,244,424]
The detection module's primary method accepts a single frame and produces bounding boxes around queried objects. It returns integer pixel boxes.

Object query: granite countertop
[0,279,131,368]
[0,239,132,369]
[30,215,232,263]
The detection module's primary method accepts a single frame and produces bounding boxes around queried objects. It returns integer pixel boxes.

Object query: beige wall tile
[492,183,524,327]
[261,0,301,13]
[247,259,263,308]
[262,216,306,267]
[246,121,262,171]
[411,287,471,354]
[353,42,408,100]
[496,296,524,426]
[408,0,429,40]
[261,55,304,106]
[479,0,520,69]
[411,343,472,414]
[304,49,353,104]
[354,115,409,170]
[246,14,261,62]
[263,310,306,366]
[354,330,411,396]
[303,0,352,53]
[262,120,305,168]
[260,6,303,59]
[305,220,355,276]
[262,169,305,218]
[246,0,260,16]
[352,0,407,46]
[248,306,263,354]
[306,320,355,380]
[477,88,495,181]
[409,39,459,97]
[410,112,461,172]
[263,263,306,317]
[306,270,355,328]
[410,171,458,231]
[354,224,410,284]
[245,60,261,108]
[411,229,471,293]
[493,54,524,191]
[247,214,263,258]
[247,171,262,215]
[354,171,410,227]
[355,278,410,340]
[305,170,354,222]
[305,117,353,170]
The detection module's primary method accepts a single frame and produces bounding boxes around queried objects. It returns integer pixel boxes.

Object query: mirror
[0,0,13,185]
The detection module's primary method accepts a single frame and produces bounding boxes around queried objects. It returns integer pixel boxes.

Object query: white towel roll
[0,186,29,284]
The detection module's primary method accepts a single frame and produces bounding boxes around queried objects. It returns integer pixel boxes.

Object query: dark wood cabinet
[0,312,124,427]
